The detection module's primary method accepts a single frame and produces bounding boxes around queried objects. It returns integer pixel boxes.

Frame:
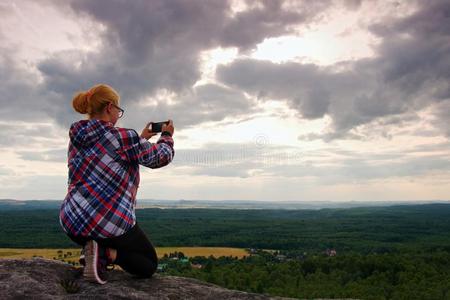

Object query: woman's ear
[106,102,113,114]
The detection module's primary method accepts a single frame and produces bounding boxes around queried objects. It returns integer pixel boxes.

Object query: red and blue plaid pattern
[59,119,174,238]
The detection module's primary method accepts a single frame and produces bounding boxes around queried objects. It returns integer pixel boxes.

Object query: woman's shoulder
[110,127,140,146]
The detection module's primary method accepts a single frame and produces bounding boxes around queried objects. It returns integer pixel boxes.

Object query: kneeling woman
[59,84,175,284]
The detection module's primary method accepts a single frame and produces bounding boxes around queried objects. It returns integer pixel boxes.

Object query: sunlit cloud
[0,0,449,201]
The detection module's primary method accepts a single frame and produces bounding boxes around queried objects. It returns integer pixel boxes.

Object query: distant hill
[0,198,449,210]
[0,199,61,210]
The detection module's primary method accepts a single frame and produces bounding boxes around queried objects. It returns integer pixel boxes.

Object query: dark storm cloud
[33,0,329,129]
[219,0,330,50]
[0,46,53,122]
[217,57,405,133]
[123,83,261,130]
[2,0,447,149]
[217,0,450,140]
[342,0,362,10]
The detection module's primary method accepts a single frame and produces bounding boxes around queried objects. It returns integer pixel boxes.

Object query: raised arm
[117,128,174,169]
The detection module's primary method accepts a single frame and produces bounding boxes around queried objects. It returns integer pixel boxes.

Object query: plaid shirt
[59,119,174,239]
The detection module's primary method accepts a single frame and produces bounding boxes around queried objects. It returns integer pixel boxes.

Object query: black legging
[67,221,158,278]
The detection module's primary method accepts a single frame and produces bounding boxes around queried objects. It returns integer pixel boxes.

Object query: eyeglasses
[111,103,124,118]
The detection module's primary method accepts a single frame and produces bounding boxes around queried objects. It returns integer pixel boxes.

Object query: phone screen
[151,121,168,133]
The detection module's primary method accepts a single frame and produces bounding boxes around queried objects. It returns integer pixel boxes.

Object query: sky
[0,0,449,202]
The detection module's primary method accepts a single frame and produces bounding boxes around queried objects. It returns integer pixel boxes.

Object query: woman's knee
[115,250,158,278]
[120,258,157,278]
[134,265,156,278]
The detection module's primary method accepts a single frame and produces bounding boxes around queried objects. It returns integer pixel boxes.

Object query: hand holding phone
[141,120,174,140]
[161,119,174,136]
[150,120,170,133]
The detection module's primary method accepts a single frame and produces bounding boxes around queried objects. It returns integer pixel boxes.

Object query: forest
[1,203,449,299]
[1,203,450,253]
[161,249,450,300]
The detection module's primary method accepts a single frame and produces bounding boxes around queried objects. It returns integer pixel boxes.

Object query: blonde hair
[72,84,120,117]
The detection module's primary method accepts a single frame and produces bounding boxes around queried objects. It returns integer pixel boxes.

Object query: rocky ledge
[0,258,295,299]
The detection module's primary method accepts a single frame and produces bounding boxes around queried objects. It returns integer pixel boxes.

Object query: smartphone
[150,121,170,133]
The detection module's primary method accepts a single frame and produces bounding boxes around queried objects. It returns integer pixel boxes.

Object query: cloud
[0,46,53,122]
[342,0,362,10]
[0,0,335,152]
[0,121,65,149]
[0,174,67,200]
[1,0,449,201]
[170,141,302,178]
[27,0,331,129]
[0,165,15,176]
[256,147,450,184]
[216,57,411,134]
[16,148,66,162]
[122,83,262,130]
[159,138,450,184]
[430,101,450,137]
[3,0,447,138]
[216,0,450,140]
[261,155,450,186]
[0,2,14,17]
[218,0,330,50]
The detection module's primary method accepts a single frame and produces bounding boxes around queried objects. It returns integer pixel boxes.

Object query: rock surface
[0,258,294,299]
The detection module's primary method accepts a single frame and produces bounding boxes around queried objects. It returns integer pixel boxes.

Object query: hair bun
[71,84,120,116]
[72,92,90,114]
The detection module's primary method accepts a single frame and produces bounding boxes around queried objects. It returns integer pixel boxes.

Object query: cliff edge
[0,258,295,299]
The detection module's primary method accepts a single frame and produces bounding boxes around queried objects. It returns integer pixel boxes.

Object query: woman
[59,83,175,284]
